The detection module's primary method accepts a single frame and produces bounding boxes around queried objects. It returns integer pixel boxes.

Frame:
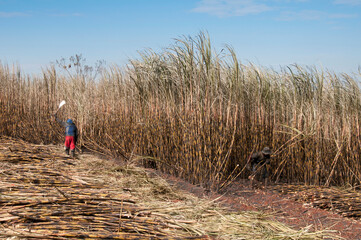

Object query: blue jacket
[56,117,78,137]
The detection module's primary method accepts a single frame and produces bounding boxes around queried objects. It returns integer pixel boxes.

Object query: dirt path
[153,171,361,240]
[227,183,361,240]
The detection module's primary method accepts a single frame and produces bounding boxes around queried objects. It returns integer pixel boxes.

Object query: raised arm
[55,115,66,127]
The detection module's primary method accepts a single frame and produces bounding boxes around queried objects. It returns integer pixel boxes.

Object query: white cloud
[329,13,358,18]
[278,10,357,21]
[288,10,324,20]
[273,0,309,2]
[49,13,83,17]
[334,0,361,5]
[192,0,359,20]
[0,11,82,18]
[0,11,30,18]
[192,0,273,17]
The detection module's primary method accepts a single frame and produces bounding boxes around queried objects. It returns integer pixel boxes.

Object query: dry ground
[154,169,361,239]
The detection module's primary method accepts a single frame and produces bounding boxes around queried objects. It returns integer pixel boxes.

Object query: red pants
[65,136,76,150]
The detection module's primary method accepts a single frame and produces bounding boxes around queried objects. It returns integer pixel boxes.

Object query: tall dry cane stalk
[1,32,361,188]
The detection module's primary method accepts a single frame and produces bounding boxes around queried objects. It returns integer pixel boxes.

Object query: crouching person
[54,114,78,157]
[249,147,272,188]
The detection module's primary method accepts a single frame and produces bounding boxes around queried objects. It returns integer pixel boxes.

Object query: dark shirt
[55,117,78,137]
[250,151,271,178]
[251,151,270,167]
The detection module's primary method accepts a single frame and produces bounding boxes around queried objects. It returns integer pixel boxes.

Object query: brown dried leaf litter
[272,184,361,219]
[0,137,337,239]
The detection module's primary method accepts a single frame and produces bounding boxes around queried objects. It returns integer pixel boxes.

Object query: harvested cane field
[272,184,361,219]
[1,32,361,238]
[0,137,205,239]
[0,136,337,239]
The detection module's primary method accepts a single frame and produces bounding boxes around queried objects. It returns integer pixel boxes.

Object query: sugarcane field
[1,32,361,239]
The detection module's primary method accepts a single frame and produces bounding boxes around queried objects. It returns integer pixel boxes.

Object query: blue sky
[1,0,360,75]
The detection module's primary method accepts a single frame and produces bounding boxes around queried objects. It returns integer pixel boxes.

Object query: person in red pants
[54,115,78,157]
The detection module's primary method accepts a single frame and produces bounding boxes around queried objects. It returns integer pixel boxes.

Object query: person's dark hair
[262,147,271,155]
